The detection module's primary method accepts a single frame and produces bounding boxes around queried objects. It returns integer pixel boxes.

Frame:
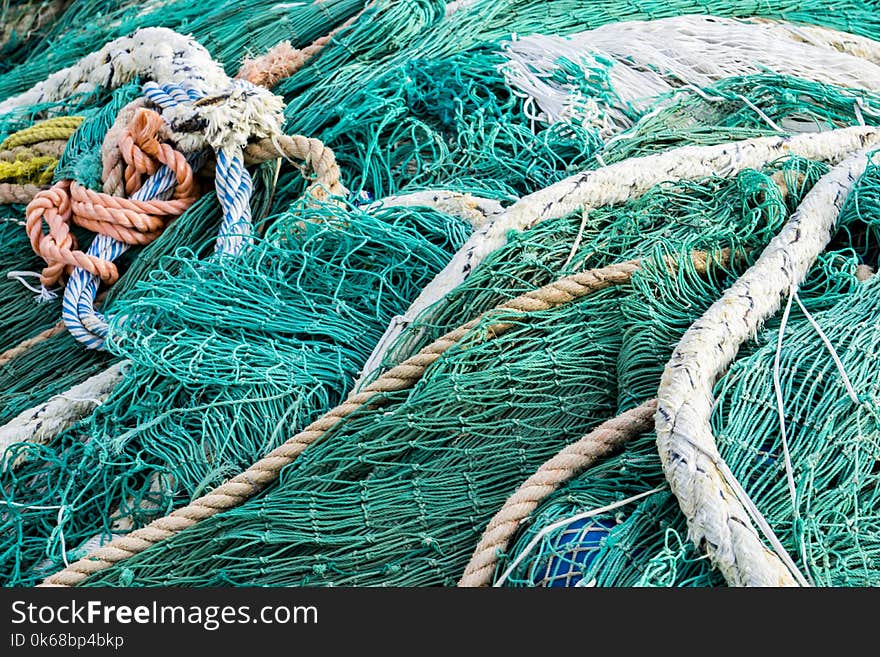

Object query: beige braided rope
[0,140,68,163]
[459,399,658,587]
[0,182,47,204]
[101,99,147,197]
[42,248,726,586]
[244,134,345,200]
[0,323,65,368]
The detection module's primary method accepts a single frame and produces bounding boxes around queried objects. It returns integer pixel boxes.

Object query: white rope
[0,362,127,470]
[793,292,862,405]
[6,270,57,300]
[500,15,880,131]
[773,287,800,513]
[366,190,507,228]
[0,28,228,115]
[562,209,589,269]
[366,126,880,373]
[655,148,875,587]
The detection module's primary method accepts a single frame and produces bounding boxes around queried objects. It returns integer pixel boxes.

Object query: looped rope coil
[0,116,83,204]
[24,108,197,289]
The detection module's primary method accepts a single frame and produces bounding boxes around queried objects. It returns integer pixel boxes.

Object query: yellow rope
[0,116,83,151]
[0,116,82,201]
[0,156,57,185]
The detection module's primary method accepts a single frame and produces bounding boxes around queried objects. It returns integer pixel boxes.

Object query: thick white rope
[363,126,880,375]
[0,362,127,469]
[655,148,875,587]
[0,28,228,116]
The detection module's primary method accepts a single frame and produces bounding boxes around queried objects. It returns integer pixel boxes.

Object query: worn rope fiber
[236,9,364,88]
[0,141,68,162]
[459,399,658,587]
[0,182,50,204]
[656,148,875,587]
[39,246,725,586]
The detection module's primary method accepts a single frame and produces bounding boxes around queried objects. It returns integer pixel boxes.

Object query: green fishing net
[496,161,880,587]
[1,0,879,588]
[498,272,880,587]
[81,151,877,586]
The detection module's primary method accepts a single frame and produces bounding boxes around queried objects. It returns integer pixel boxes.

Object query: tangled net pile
[0,0,878,588]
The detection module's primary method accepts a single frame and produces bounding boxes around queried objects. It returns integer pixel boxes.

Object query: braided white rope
[365,126,880,374]
[0,28,228,115]
[655,148,876,587]
[0,362,127,470]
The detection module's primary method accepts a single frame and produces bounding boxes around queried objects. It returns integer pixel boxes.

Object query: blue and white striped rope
[213,147,254,256]
[61,164,179,348]
[59,80,258,348]
[145,81,256,255]
[145,81,256,256]
[142,81,204,108]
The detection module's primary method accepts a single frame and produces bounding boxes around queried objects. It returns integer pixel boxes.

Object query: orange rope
[25,108,198,288]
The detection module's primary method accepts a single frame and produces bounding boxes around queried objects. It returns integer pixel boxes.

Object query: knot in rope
[25,108,196,289]
[9,28,346,350]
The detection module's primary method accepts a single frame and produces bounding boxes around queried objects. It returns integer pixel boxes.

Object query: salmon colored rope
[236,10,363,88]
[25,108,198,288]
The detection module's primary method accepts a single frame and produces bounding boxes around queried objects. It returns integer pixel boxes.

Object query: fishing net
[491,153,880,587]
[0,0,879,588]
[80,153,877,586]
[498,271,880,587]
